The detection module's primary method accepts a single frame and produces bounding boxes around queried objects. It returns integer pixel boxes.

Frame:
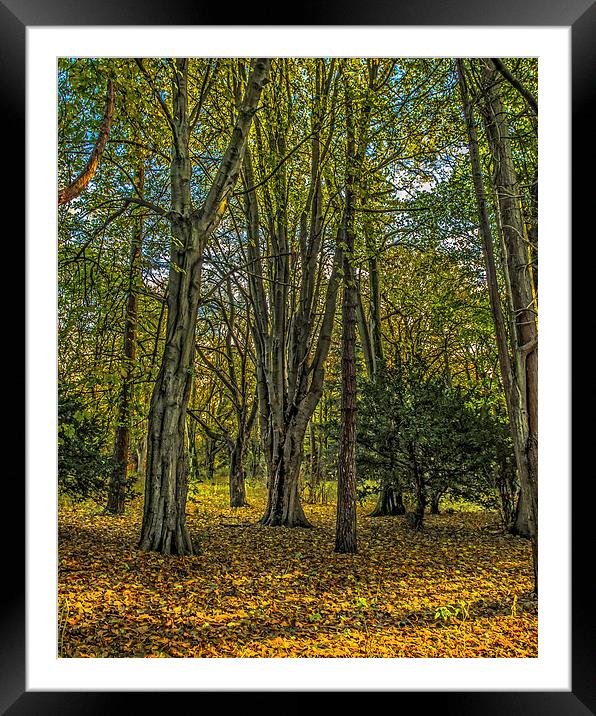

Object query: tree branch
[490,58,538,116]
[58,79,115,205]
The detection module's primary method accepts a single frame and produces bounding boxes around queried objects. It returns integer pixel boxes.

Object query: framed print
[10,0,591,712]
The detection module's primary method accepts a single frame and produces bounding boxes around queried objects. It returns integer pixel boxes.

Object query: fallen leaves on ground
[58,486,537,658]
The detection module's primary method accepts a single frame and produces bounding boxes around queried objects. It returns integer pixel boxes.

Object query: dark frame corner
[12,0,593,712]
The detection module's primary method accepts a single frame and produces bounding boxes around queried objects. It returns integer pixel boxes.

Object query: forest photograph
[57,55,539,660]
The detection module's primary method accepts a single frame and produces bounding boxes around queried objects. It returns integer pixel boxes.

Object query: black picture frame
[11,0,592,712]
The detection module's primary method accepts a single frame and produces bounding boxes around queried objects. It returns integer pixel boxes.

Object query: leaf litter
[58,489,537,658]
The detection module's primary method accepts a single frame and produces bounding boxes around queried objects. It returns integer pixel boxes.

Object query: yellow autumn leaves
[58,485,537,658]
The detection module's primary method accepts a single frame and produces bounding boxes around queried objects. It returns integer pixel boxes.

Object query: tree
[357,366,510,529]
[457,58,538,590]
[335,74,359,554]
[242,59,343,527]
[106,160,145,514]
[139,58,270,555]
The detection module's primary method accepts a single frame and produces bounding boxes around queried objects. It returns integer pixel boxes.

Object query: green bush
[58,390,111,501]
[356,366,514,511]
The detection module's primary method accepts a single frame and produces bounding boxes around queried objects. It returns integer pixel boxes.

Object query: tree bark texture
[335,84,359,554]
[106,162,145,515]
[139,58,270,554]
[335,257,358,551]
[242,60,342,527]
[480,61,538,588]
[458,59,538,588]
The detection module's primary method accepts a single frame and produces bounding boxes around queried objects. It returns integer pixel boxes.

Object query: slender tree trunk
[370,483,405,516]
[206,437,217,483]
[430,491,441,515]
[106,162,144,514]
[187,427,200,481]
[368,250,385,376]
[309,424,317,481]
[335,86,358,554]
[229,442,247,508]
[355,282,374,379]
[336,251,358,550]
[228,397,257,507]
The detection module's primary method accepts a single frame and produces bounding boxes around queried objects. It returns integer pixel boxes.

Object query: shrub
[58,390,110,501]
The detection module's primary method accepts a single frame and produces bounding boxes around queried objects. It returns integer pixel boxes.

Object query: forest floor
[58,484,537,658]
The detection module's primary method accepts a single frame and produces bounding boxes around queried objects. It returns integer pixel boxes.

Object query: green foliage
[58,389,111,501]
[56,56,535,527]
[434,601,470,623]
[356,365,514,507]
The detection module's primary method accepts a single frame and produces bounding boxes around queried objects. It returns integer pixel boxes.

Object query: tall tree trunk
[242,62,342,528]
[140,231,200,553]
[335,266,358,549]
[309,424,317,488]
[106,161,144,514]
[355,283,374,379]
[206,436,217,483]
[335,85,358,554]
[305,420,322,503]
[139,58,270,554]
[229,396,257,507]
[458,59,538,589]
[480,61,538,589]
[368,249,385,376]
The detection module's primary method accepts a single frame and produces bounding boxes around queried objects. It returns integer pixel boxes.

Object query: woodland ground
[58,483,537,658]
